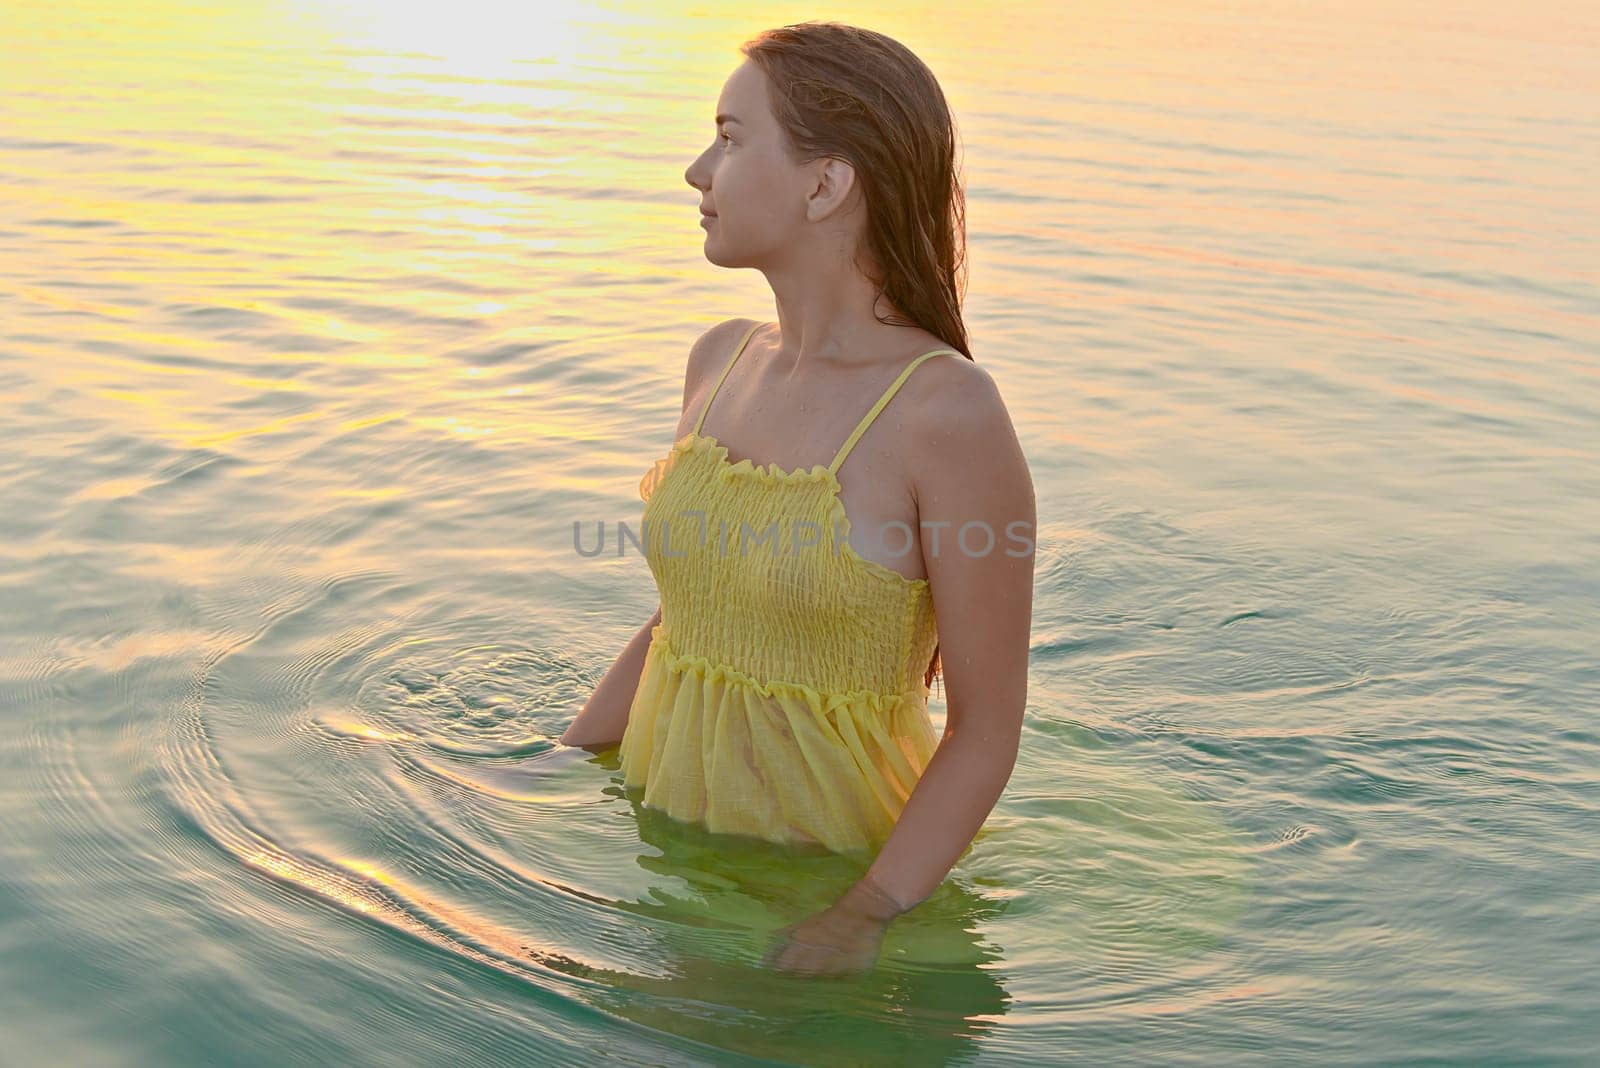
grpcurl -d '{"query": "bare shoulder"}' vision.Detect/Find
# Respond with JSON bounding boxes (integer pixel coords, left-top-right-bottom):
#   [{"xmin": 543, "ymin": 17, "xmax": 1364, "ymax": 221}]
[
  {"xmin": 901, "ymin": 353, "xmax": 1034, "ymax": 510},
  {"xmin": 901, "ymin": 352, "xmax": 1034, "ymax": 741},
  {"xmin": 681, "ymin": 317, "xmax": 763, "ymax": 407},
  {"xmin": 659, "ymin": 318, "xmax": 764, "ymax": 444}
]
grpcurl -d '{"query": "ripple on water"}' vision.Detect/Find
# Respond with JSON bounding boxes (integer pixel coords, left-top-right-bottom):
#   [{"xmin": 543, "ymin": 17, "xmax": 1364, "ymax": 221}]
[{"xmin": 335, "ymin": 641, "xmax": 592, "ymax": 757}]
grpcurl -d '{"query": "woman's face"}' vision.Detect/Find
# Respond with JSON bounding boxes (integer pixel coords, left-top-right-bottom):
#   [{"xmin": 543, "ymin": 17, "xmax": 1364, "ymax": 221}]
[{"xmin": 684, "ymin": 60, "xmax": 807, "ymax": 268}]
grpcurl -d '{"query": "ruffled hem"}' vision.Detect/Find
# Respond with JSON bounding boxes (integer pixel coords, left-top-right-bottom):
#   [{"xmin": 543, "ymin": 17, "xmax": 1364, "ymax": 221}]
[{"xmin": 617, "ymin": 626, "xmax": 938, "ymax": 855}]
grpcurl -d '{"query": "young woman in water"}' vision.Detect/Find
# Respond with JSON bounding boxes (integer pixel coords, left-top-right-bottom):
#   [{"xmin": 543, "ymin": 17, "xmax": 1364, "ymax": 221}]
[{"xmin": 561, "ymin": 21, "xmax": 1035, "ymax": 977}]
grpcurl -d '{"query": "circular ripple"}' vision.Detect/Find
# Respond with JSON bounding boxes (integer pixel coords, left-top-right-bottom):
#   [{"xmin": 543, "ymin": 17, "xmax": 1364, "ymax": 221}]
[{"xmin": 326, "ymin": 640, "xmax": 590, "ymax": 757}]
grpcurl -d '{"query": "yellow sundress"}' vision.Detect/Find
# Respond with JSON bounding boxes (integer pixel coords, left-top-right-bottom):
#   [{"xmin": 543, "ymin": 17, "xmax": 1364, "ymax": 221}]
[{"xmin": 619, "ymin": 321, "xmax": 966, "ymax": 854}]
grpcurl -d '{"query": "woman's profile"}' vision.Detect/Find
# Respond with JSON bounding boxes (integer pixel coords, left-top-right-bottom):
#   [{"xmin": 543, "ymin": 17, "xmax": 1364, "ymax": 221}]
[{"xmin": 560, "ymin": 20, "xmax": 1035, "ymax": 977}]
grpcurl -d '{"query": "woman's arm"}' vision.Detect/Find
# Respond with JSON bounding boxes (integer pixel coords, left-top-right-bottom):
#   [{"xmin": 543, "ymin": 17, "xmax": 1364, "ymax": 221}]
[
  {"xmin": 863, "ymin": 362, "xmax": 1035, "ymax": 907},
  {"xmin": 764, "ymin": 359, "xmax": 1034, "ymax": 975},
  {"xmin": 559, "ymin": 603, "xmax": 661, "ymax": 749}
]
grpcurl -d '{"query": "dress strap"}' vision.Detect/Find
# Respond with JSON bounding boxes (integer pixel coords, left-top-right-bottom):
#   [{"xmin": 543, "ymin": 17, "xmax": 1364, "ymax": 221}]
[
  {"xmin": 827, "ymin": 347, "xmax": 965, "ymax": 476},
  {"xmin": 692, "ymin": 320, "xmax": 766, "ymax": 436}
]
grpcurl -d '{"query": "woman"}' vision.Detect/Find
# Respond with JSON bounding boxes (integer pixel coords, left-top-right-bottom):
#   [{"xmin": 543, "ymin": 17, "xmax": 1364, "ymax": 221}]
[{"xmin": 561, "ymin": 21, "xmax": 1035, "ymax": 977}]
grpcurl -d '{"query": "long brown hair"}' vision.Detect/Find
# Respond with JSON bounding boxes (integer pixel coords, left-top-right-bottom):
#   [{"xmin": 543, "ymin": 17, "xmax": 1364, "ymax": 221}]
[{"xmin": 741, "ymin": 21, "xmax": 970, "ymax": 696}]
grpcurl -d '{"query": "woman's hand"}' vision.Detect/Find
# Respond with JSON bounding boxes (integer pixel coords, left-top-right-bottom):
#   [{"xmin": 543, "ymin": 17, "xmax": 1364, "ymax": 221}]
[{"xmin": 760, "ymin": 873, "xmax": 910, "ymax": 977}]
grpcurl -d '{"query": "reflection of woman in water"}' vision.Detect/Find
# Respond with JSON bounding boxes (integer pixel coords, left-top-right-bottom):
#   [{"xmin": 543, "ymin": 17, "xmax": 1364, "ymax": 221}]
[
  {"xmin": 596, "ymin": 784, "xmax": 1014, "ymax": 1062},
  {"xmin": 560, "ymin": 20, "xmax": 1035, "ymax": 977}
]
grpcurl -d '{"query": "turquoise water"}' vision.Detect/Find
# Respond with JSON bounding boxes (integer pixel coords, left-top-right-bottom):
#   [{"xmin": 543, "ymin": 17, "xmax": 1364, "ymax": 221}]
[{"xmin": 2, "ymin": 1, "xmax": 1597, "ymax": 1064}]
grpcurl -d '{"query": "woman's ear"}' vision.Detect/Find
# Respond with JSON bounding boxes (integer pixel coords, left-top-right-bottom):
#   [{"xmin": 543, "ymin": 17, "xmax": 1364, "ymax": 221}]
[{"xmin": 806, "ymin": 156, "xmax": 860, "ymax": 223}]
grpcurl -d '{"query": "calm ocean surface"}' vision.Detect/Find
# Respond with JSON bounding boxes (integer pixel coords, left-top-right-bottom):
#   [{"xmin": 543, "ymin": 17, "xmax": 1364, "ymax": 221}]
[{"xmin": 2, "ymin": 1, "xmax": 1597, "ymax": 1064}]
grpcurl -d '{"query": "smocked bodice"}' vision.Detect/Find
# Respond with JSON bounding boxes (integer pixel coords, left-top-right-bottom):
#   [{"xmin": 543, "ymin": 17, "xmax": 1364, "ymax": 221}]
[{"xmin": 638, "ymin": 430, "xmax": 939, "ymax": 700}]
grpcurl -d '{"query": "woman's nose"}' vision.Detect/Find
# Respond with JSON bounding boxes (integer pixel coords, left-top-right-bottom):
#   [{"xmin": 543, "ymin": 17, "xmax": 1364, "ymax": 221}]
[{"xmin": 685, "ymin": 156, "xmax": 706, "ymax": 191}]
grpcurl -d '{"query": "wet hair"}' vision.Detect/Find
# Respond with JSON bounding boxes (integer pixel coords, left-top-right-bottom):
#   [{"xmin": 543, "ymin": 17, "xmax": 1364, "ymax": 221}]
[{"xmin": 740, "ymin": 20, "xmax": 970, "ymax": 694}]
